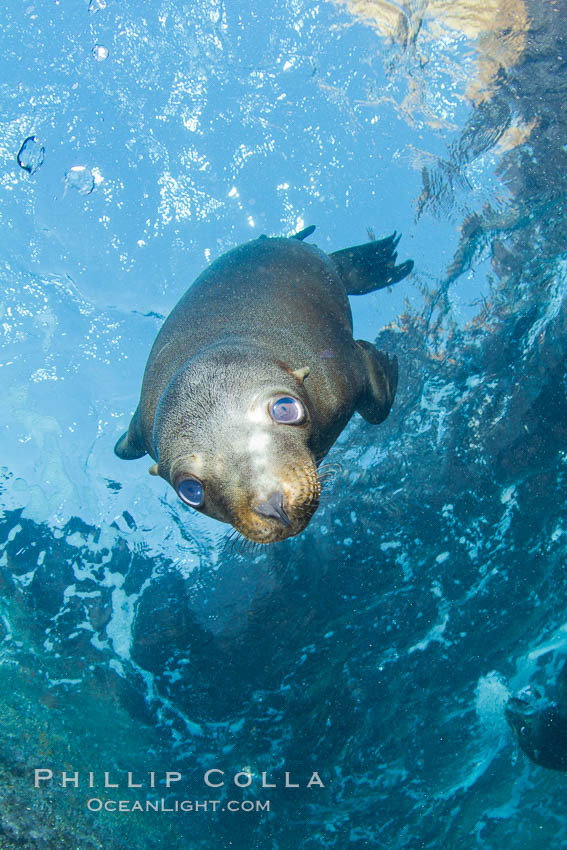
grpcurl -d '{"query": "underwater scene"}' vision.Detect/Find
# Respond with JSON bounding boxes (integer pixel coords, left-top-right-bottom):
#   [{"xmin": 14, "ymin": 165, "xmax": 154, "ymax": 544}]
[{"xmin": 2, "ymin": 0, "xmax": 567, "ymax": 847}]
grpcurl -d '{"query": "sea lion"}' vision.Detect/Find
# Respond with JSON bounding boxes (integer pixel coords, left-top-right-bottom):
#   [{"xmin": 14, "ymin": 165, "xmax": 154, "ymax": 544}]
[
  {"xmin": 115, "ymin": 226, "xmax": 413, "ymax": 543},
  {"xmin": 506, "ymin": 660, "xmax": 567, "ymax": 771}
]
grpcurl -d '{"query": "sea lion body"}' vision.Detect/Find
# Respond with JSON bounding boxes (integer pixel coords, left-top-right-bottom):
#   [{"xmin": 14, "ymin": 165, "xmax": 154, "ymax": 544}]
[
  {"xmin": 115, "ymin": 229, "xmax": 413, "ymax": 542},
  {"xmin": 506, "ymin": 689, "xmax": 567, "ymax": 771},
  {"xmin": 506, "ymin": 659, "xmax": 567, "ymax": 771}
]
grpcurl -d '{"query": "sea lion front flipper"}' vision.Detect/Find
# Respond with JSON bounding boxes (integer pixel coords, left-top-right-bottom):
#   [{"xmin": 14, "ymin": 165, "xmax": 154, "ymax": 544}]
[
  {"xmin": 355, "ymin": 340, "xmax": 398, "ymax": 424},
  {"xmin": 114, "ymin": 408, "xmax": 147, "ymax": 460},
  {"xmin": 330, "ymin": 233, "xmax": 414, "ymax": 295}
]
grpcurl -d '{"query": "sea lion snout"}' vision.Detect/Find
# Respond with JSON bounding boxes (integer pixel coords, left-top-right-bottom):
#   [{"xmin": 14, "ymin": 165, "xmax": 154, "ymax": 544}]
[
  {"xmin": 233, "ymin": 455, "xmax": 322, "ymax": 543},
  {"xmin": 166, "ymin": 440, "xmax": 321, "ymax": 543}
]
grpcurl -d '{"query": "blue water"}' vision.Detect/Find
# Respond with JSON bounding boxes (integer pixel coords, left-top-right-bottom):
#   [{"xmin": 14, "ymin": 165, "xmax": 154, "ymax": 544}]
[{"xmin": 2, "ymin": 0, "xmax": 567, "ymax": 847}]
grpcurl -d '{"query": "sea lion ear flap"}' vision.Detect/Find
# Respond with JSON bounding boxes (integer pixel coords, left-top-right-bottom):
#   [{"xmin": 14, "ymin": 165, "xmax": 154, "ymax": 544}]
[{"xmin": 291, "ymin": 366, "xmax": 310, "ymax": 384}]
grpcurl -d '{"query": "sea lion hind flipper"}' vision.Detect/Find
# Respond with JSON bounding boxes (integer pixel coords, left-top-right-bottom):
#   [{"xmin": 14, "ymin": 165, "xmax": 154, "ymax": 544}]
[
  {"xmin": 355, "ymin": 340, "xmax": 398, "ymax": 424},
  {"xmin": 114, "ymin": 409, "xmax": 147, "ymax": 460},
  {"xmin": 330, "ymin": 233, "xmax": 414, "ymax": 295}
]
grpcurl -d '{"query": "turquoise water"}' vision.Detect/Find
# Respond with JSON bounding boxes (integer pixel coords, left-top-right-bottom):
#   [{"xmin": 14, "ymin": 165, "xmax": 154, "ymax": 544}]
[{"xmin": 2, "ymin": 0, "xmax": 567, "ymax": 847}]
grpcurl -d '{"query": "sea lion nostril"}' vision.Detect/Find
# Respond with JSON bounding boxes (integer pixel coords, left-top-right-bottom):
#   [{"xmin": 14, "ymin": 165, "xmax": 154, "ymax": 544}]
[{"xmin": 255, "ymin": 492, "xmax": 291, "ymax": 527}]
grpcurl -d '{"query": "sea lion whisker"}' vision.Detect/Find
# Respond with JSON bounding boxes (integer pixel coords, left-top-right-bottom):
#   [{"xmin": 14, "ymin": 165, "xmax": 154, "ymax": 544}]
[
  {"xmin": 226, "ymin": 527, "xmax": 251, "ymax": 556},
  {"xmin": 318, "ymin": 483, "xmax": 335, "ymax": 493},
  {"xmin": 317, "ymin": 471, "xmax": 337, "ymax": 483},
  {"xmin": 237, "ymin": 533, "xmax": 261, "ymax": 555},
  {"xmin": 240, "ymin": 535, "xmax": 254, "ymax": 555},
  {"xmin": 228, "ymin": 531, "xmax": 240, "ymax": 556},
  {"xmin": 238, "ymin": 538, "xmax": 251, "ymax": 556},
  {"xmin": 317, "ymin": 462, "xmax": 342, "ymax": 476},
  {"xmin": 317, "ymin": 473, "xmax": 339, "ymax": 482},
  {"xmin": 294, "ymin": 500, "xmax": 322, "ymax": 515}
]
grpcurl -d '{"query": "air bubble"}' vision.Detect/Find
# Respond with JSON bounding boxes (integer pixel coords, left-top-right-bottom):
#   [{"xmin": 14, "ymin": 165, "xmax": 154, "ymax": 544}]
[
  {"xmin": 17, "ymin": 136, "xmax": 45, "ymax": 175},
  {"xmin": 88, "ymin": 0, "xmax": 106, "ymax": 12},
  {"xmin": 65, "ymin": 166, "xmax": 95, "ymax": 195},
  {"xmin": 92, "ymin": 44, "xmax": 109, "ymax": 61}
]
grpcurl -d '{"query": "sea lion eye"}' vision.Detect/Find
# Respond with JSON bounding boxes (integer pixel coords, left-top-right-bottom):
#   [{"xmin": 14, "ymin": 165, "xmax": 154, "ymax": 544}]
[
  {"xmin": 176, "ymin": 477, "xmax": 204, "ymax": 508},
  {"xmin": 269, "ymin": 395, "xmax": 305, "ymax": 424}
]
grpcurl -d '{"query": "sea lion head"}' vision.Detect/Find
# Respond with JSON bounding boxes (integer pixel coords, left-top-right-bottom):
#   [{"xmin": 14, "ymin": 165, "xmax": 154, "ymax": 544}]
[{"xmin": 152, "ymin": 346, "xmax": 322, "ymax": 543}]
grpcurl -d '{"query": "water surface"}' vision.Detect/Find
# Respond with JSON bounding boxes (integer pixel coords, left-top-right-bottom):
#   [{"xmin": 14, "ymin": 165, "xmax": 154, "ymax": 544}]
[{"xmin": 1, "ymin": 0, "xmax": 567, "ymax": 847}]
